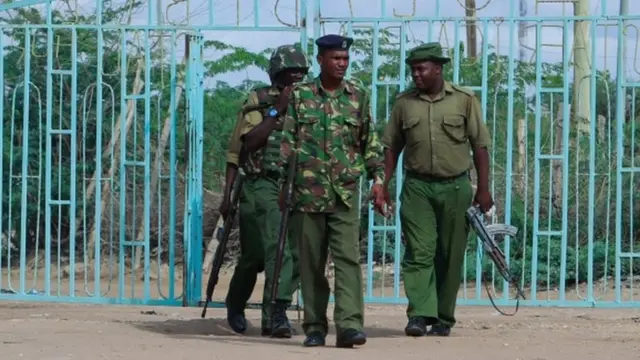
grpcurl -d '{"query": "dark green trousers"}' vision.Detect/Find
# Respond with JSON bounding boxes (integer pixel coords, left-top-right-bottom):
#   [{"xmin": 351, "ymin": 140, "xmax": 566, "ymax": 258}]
[
  {"xmin": 225, "ymin": 176, "xmax": 300, "ymax": 328},
  {"xmin": 226, "ymin": 178, "xmax": 262, "ymax": 313},
  {"xmin": 253, "ymin": 176, "xmax": 299, "ymax": 328},
  {"xmin": 289, "ymin": 195, "xmax": 363, "ymax": 335},
  {"xmin": 400, "ymin": 173, "xmax": 473, "ymax": 327}
]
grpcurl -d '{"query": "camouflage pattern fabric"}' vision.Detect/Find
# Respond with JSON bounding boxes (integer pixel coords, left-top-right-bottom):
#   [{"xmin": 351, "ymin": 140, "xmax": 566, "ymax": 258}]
[
  {"xmin": 268, "ymin": 44, "xmax": 310, "ymax": 79},
  {"xmin": 279, "ymin": 77, "xmax": 385, "ymax": 213},
  {"xmin": 241, "ymin": 45, "xmax": 310, "ymax": 175},
  {"xmin": 241, "ymin": 87, "xmax": 279, "ymax": 175}
]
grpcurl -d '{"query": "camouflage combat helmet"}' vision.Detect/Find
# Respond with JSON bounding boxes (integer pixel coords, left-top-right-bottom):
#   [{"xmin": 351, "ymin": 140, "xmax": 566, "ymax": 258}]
[{"xmin": 268, "ymin": 45, "xmax": 310, "ymax": 79}]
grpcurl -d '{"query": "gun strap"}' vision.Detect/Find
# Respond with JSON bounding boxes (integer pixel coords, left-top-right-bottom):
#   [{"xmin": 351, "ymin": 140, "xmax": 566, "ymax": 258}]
[{"xmin": 291, "ymin": 91, "xmax": 302, "ymax": 153}]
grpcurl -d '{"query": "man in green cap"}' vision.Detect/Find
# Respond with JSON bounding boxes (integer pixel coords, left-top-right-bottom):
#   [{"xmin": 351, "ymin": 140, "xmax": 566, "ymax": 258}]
[
  {"xmin": 380, "ymin": 42, "xmax": 494, "ymax": 337},
  {"xmin": 221, "ymin": 44, "xmax": 309, "ymax": 338},
  {"xmin": 278, "ymin": 34, "xmax": 387, "ymax": 348}
]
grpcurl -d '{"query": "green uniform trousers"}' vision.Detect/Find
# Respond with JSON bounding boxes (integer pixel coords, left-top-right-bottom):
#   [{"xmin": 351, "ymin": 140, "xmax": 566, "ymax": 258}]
[
  {"xmin": 225, "ymin": 176, "xmax": 299, "ymax": 328},
  {"xmin": 289, "ymin": 195, "xmax": 363, "ymax": 335},
  {"xmin": 400, "ymin": 173, "xmax": 473, "ymax": 327},
  {"xmin": 226, "ymin": 177, "xmax": 262, "ymax": 314},
  {"xmin": 253, "ymin": 175, "xmax": 299, "ymax": 328}
]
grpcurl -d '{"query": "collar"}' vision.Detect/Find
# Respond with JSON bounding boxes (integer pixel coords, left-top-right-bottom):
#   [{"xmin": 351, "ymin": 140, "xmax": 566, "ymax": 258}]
[
  {"xmin": 443, "ymin": 81, "xmax": 455, "ymax": 94},
  {"xmin": 417, "ymin": 81, "xmax": 454, "ymax": 102},
  {"xmin": 313, "ymin": 76, "xmax": 354, "ymax": 97}
]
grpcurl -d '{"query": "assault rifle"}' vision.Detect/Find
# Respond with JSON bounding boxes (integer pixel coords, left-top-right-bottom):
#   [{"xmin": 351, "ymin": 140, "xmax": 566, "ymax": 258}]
[
  {"xmin": 200, "ymin": 167, "xmax": 245, "ymax": 318},
  {"xmin": 466, "ymin": 206, "xmax": 525, "ymax": 316}
]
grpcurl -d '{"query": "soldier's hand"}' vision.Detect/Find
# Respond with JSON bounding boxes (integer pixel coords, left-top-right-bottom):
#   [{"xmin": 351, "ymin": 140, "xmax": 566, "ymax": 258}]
[
  {"xmin": 473, "ymin": 189, "xmax": 494, "ymax": 214},
  {"xmin": 369, "ymin": 184, "xmax": 389, "ymax": 218},
  {"xmin": 275, "ymin": 86, "xmax": 293, "ymax": 114},
  {"xmin": 219, "ymin": 196, "xmax": 231, "ymax": 220}
]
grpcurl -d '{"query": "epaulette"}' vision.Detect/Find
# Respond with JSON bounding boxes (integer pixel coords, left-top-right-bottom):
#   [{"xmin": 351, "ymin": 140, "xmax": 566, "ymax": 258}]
[
  {"xmin": 346, "ymin": 77, "xmax": 366, "ymax": 91},
  {"xmin": 239, "ymin": 88, "xmax": 274, "ymax": 115},
  {"xmin": 395, "ymin": 87, "xmax": 417, "ymax": 100},
  {"xmin": 252, "ymin": 86, "xmax": 277, "ymax": 106},
  {"xmin": 450, "ymin": 83, "xmax": 475, "ymax": 97},
  {"xmin": 250, "ymin": 84, "xmax": 271, "ymax": 93}
]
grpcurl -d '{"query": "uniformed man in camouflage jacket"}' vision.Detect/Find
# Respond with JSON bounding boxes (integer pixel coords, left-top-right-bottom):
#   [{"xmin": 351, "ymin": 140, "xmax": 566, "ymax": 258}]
[
  {"xmin": 221, "ymin": 44, "xmax": 309, "ymax": 338},
  {"xmin": 279, "ymin": 34, "xmax": 387, "ymax": 348},
  {"xmin": 381, "ymin": 42, "xmax": 494, "ymax": 337}
]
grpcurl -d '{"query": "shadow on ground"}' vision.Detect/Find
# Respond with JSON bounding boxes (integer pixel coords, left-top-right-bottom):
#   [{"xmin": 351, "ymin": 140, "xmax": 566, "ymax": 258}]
[{"xmin": 130, "ymin": 315, "xmax": 407, "ymax": 347}]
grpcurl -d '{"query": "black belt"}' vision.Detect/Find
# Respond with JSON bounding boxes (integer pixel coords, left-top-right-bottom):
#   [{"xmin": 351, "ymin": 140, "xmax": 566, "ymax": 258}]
[{"xmin": 406, "ymin": 171, "xmax": 468, "ymax": 183}]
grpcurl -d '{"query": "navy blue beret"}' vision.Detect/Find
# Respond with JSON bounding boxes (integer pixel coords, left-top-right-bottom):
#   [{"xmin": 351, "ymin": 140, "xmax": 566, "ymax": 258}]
[{"xmin": 315, "ymin": 34, "xmax": 354, "ymax": 50}]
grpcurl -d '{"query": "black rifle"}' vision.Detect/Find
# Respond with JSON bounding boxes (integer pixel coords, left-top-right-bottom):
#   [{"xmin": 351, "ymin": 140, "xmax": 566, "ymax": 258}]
[
  {"xmin": 200, "ymin": 167, "xmax": 245, "ymax": 318},
  {"xmin": 268, "ymin": 141, "xmax": 298, "ymax": 327},
  {"xmin": 466, "ymin": 206, "xmax": 525, "ymax": 316},
  {"xmin": 268, "ymin": 90, "xmax": 302, "ymax": 328}
]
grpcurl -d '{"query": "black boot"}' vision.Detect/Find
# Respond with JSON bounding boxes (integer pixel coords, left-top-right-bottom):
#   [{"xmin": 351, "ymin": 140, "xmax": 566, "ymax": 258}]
[
  {"xmin": 226, "ymin": 309, "xmax": 247, "ymax": 334},
  {"xmin": 336, "ymin": 328, "xmax": 367, "ymax": 348},
  {"xmin": 303, "ymin": 331, "xmax": 326, "ymax": 347},
  {"xmin": 404, "ymin": 317, "xmax": 427, "ymax": 337},
  {"xmin": 270, "ymin": 301, "xmax": 293, "ymax": 338},
  {"xmin": 427, "ymin": 324, "xmax": 451, "ymax": 337}
]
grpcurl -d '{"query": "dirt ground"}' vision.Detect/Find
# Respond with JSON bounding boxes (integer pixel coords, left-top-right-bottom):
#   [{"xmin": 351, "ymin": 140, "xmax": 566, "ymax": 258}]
[{"xmin": 2, "ymin": 272, "xmax": 640, "ymax": 360}]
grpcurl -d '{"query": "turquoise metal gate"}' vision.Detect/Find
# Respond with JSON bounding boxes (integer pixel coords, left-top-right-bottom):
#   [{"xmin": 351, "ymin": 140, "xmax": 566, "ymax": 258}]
[
  {"xmin": 184, "ymin": 33, "xmax": 205, "ymax": 306},
  {"xmin": 2, "ymin": 0, "xmax": 640, "ymax": 310}
]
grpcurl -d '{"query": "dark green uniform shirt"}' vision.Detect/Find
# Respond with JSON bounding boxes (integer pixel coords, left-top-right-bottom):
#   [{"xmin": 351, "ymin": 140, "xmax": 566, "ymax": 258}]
[{"xmin": 381, "ymin": 81, "xmax": 492, "ymax": 177}]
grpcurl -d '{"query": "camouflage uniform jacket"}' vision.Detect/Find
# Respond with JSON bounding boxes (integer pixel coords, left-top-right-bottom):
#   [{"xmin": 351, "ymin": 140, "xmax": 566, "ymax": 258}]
[{"xmin": 279, "ymin": 76, "xmax": 385, "ymax": 213}]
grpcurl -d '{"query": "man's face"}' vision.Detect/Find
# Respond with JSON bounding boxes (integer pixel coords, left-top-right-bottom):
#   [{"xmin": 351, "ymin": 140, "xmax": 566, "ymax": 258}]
[
  {"xmin": 317, "ymin": 49, "xmax": 349, "ymax": 80},
  {"xmin": 276, "ymin": 68, "xmax": 308, "ymax": 87},
  {"xmin": 410, "ymin": 60, "xmax": 442, "ymax": 91}
]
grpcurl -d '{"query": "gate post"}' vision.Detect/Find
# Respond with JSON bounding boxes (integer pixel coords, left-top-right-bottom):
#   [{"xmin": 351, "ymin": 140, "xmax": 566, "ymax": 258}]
[{"xmin": 183, "ymin": 32, "xmax": 205, "ymax": 306}]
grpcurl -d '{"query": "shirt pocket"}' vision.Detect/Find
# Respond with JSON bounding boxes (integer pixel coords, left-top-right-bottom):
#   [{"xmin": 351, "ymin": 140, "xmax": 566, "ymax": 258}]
[
  {"xmin": 441, "ymin": 115, "xmax": 468, "ymax": 144},
  {"xmin": 336, "ymin": 116, "xmax": 365, "ymax": 184},
  {"xmin": 344, "ymin": 116, "xmax": 362, "ymax": 149},
  {"xmin": 402, "ymin": 116, "xmax": 424, "ymax": 145},
  {"xmin": 296, "ymin": 114, "xmax": 321, "ymax": 142}
]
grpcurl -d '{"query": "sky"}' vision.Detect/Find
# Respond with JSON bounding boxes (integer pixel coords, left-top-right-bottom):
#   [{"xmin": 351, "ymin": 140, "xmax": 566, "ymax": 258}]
[{"xmin": 15, "ymin": 0, "xmax": 640, "ymax": 86}]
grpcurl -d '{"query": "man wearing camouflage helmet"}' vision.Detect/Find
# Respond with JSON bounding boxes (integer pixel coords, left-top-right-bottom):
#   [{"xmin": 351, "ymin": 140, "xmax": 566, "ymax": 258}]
[{"xmin": 221, "ymin": 44, "xmax": 309, "ymax": 338}]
